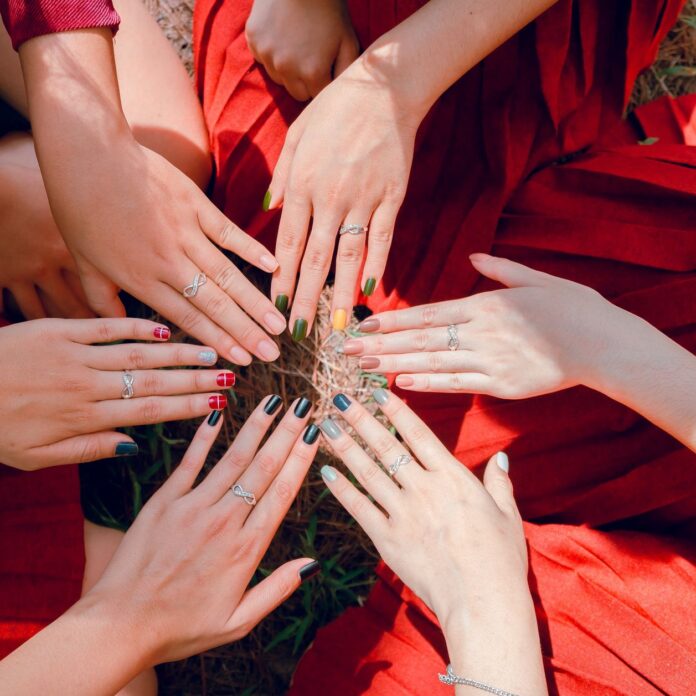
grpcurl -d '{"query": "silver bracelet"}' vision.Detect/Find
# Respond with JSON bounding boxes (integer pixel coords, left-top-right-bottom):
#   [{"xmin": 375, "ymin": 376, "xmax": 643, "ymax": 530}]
[{"xmin": 438, "ymin": 665, "xmax": 521, "ymax": 696}]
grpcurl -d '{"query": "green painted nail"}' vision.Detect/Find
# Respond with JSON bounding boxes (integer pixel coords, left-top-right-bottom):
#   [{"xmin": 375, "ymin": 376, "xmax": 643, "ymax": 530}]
[
  {"xmin": 262, "ymin": 190, "xmax": 272, "ymax": 212},
  {"xmin": 292, "ymin": 318, "xmax": 307, "ymax": 342},
  {"xmin": 363, "ymin": 277, "xmax": 376, "ymax": 296},
  {"xmin": 275, "ymin": 294, "xmax": 289, "ymax": 314}
]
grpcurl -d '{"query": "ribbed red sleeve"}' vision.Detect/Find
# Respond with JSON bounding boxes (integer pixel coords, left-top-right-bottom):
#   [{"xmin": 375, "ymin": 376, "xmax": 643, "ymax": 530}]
[{"xmin": 0, "ymin": 0, "xmax": 120, "ymax": 50}]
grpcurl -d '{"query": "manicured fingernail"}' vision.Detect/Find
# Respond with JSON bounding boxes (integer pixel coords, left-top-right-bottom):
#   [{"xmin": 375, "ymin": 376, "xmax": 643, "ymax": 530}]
[
  {"xmin": 153, "ymin": 326, "xmax": 170, "ymax": 340},
  {"xmin": 358, "ymin": 317, "xmax": 380, "ymax": 332},
  {"xmin": 115, "ymin": 442, "xmax": 138, "ymax": 457},
  {"xmin": 333, "ymin": 309, "xmax": 347, "ymax": 331},
  {"xmin": 262, "ymin": 190, "xmax": 272, "ymax": 211},
  {"xmin": 395, "ymin": 375, "xmax": 414, "ymax": 388},
  {"xmin": 342, "ymin": 339, "xmax": 362, "ymax": 355},
  {"xmin": 230, "ymin": 346, "xmax": 251, "ymax": 365},
  {"xmin": 373, "ymin": 388, "xmax": 389, "ymax": 405},
  {"xmin": 333, "ymin": 393, "xmax": 351, "ymax": 411},
  {"xmin": 294, "ymin": 397, "xmax": 312, "ymax": 418},
  {"xmin": 209, "ymin": 394, "xmax": 227, "ymax": 410},
  {"xmin": 292, "ymin": 318, "xmax": 308, "ymax": 342},
  {"xmin": 303, "ymin": 423, "xmax": 320, "ymax": 444},
  {"xmin": 299, "ymin": 560, "xmax": 321, "ymax": 582},
  {"xmin": 360, "ymin": 357, "xmax": 380, "ymax": 370},
  {"xmin": 264, "ymin": 394, "xmax": 283, "ymax": 415},
  {"xmin": 496, "ymin": 451, "xmax": 509, "ymax": 473},
  {"xmin": 217, "ymin": 372, "xmax": 236, "ymax": 388},
  {"xmin": 198, "ymin": 350, "xmax": 217, "ymax": 365},
  {"xmin": 264, "ymin": 311, "xmax": 286, "ymax": 335},
  {"xmin": 320, "ymin": 418, "xmax": 341, "ymax": 440},
  {"xmin": 207, "ymin": 410, "xmax": 222, "ymax": 426},
  {"xmin": 260, "ymin": 253, "xmax": 279, "ymax": 272},
  {"xmin": 275, "ymin": 294, "xmax": 289, "ymax": 314},
  {"xmin": 362, "ymin": 277, "xmax": 377, "ymax": 296},
  {"xmin": 257, "ymin": 339, "xmax": 280, "ymax": 361},
  {"xmin": 321, "ymin": 464, "xmax": 338, "ymax": 482}
]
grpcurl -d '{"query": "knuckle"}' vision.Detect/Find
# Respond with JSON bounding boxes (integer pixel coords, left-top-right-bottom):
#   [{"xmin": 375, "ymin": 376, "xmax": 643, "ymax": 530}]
[
  {"xmin": 421, "ymin": 305, "xmax": 439, "ymax": 327},
  {"xmin": 409, "ymin": 424, "xmax": 430, "ymax": 443},
  {"xmin": 304, "ymin": 248, "xmax": 330, "ymax": 274},
  {"xmin": 216, "ymin": 222, "xmax": 235, "ymax": 249},
  {"xmin": 97, "ymin": 321, "xmax": 115, "ymax": 343},
  {"xmin": 347, "ymin": 492, "xmax": 367, "ymax": 519},
  {"xmin": 371, "ymin": 436, "xmax": 394, "ymax": 460},
  {"xmin": 337, "ymin": 245, "xmax": 363, "ymax": 265},
  {"xmin": 126, "ymin": 348, "xmax": 146, "ymax": 370},
  {"xmin": 369, "ymin": 227, "xmax": 393, "ymax": 245},
  {"xmin": 273, "ymin": 477, "xmax": 293, "ymax": 502},
  {"xmin": 178, "ymin": 308, "xmax": 202, "ymax": 334},
  {"xmin": 205, "ymin": 294, "xmax": 228, "ymax": 319},
  {"xmin": 414, "ymin": 330, "xmax": 430, "ymax": 351},
  {"xmin": 255, "ymin": 453, "xmax": 278, "ymax": 475},
  {"xmin": 427, "ymin": 352, "xmax": 443, "ymax": 371},
  {"xmin": 277, "ymin": 231, "xmax": 302, "ymax": 255},
  {"xmin": 142, "ymin": 372, "xmax": 162, "ymax": 394},
  {"xmin": 213, "ymin": 263, "xmax": 237, "ymax": 292},
  {"xmin": 139, "ymin": 397, "xmax": 162, "ymax": 422},
  {"xmin": 448, "ymin": 374, "xmax": 466, "ymax": 390},
  {"xmin": 74, "ymin": 439, "xmax": 101, "ymax": 464},
  {"xmin": 358, "ymin": 462, "xmax": 378, "ymax": 484},
  {"xmin": 383, "ymin": 181, "xmax": 406, "ymax": 203}
]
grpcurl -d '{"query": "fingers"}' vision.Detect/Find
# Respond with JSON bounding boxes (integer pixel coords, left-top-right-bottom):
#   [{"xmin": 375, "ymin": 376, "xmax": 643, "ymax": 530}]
[
  {"xmin": 27, "ymin": 431, "xmax": 139, "ymax": 468},
  {"xmin": 482, "ymin": 451, "xmax": 518, "ymax": 517},
  {"xmin": 394, "ymin": 372, "xmax": 492, "ymax": 394},
  {"xmin": 10, "ymin": 282, "xmax": 46, "ymax": 319},
  {"xmin": 78, "ymin": 265, "xmax": 127, "ymax": 318},
  {"xmin": 360, "ymin": 201, "xmax": 401, "ymax": 298},
  {"xmin": 63, "ymin": 317, "xmax": 172, "ymax": 345},
  {"xmin": 470, "ymin": 253, "xmax": 551, "ymax": 288},
  {"xmin": 84, "ymin": 341, "xmax": 220, "ymax": 370},
  {"xmin": 359, "ymin": 298, "xmax": 472, "ymax": 334},
  {"xmin": 357, "ymin": 350, "xmax": 486, "ymax": 376},
  {"xmin": 267, "ymin": 113, "xmax": 307, "ymax": 210},
  {"xmin": 334, "ymin": 33, "xmax": 360, "ymax": 77},
  {"xmin": 284, "ymin": 76, "xmax": 312, "ymax": 102},
  {"xmin": 343, "ymin": 324, "xmax": 467, "ymax": 356}
]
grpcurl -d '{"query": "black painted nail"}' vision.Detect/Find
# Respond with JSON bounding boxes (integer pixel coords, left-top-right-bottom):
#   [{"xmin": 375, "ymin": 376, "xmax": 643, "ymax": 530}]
[
  {"xmin": 264, "ymin": 394, "xmax": 283, "ymax": 415},
  {"xmin": 294, "ymin": 397, "xmax": 312, "ymax": 418},
  {"xmin": 115, "ymin": 442, "xmax": 138, "ymax": 457},
  {"xmin": 275, "ymin": 294, "xmax": 289, "ymax": 314},
  {"xmin": 333, "ymin": 393, "xmax": 351, "ymax": 412},
  {"xmin": 207, "ymin": 410, "xmax": 222, "ymax": 426},
  {"xmin": 303, "ymin": 423, "xmax": 320, "ymax": 445},
  {"xmin": 299, "ymin": 560, "xmax": 321, "ymax": 583}
]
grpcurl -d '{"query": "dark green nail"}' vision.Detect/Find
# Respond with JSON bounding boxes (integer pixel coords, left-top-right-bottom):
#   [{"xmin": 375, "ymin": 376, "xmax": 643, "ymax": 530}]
[
  {"xmin": 294, "ymin": 397, "xmax": 312, "ymax": 418},
  {"xmin": 363, "ymin": 277, "xmax": 376, "ymax": 297},
  {"xmin": 303, "ymin": 423, "xmax": 320, "ymax": 444},
  {"xmin": 299, "ymin": 560, "xmax": 321, "ymax": 583},
  {"xmin": 292, "ymin": 318, "xmax": 308, "ymax": 342},
  {"xmin": 264, "ymin": 394, "xmax": 283, "ymax": 415},
  {"xmin": 262, "ymin": 190, "xmax": 272, "ymax": 212},
  {"xmin": 115, "ymin": 442, "xmax": 138, "ymax": 457},
  {"xmin": 275, "ymin": 294, "xmax": 289, "ymax": 314}
]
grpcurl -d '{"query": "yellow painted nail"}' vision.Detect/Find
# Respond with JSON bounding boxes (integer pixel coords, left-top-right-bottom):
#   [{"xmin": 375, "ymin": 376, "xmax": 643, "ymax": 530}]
[{"xmin": 333, "ymin": 309, "xmax": 347, "ymax": 331}]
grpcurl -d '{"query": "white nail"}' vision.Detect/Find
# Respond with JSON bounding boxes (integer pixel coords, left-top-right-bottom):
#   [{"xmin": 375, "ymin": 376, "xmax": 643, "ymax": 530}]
[{"xmin": 496, "ymin": 452, "xmax": 509, "ymax": 473}]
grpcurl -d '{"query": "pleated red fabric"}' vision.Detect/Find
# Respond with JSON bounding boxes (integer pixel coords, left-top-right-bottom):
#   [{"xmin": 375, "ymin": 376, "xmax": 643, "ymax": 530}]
[{"xmin": 193, "ymin": 0, "xmax": 696, "ymax": 692}]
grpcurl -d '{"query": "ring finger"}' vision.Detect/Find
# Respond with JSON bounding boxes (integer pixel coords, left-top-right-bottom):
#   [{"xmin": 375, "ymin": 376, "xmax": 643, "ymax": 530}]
[{"xmin": 343, "ymin": 323, "xmax": 470, "ymax": 356}]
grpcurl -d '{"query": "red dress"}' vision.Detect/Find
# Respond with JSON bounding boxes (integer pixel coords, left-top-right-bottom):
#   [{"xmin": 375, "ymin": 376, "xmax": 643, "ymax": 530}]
[{"xmin": 195, "ymin": 0, "xmax": 696, "ymax": 691}]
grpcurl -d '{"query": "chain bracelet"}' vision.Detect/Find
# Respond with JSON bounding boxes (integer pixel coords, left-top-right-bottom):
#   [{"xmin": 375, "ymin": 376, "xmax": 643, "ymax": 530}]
[{"xmin": 438, "ymin": 665, "xmax": 520, "ymax": 696}]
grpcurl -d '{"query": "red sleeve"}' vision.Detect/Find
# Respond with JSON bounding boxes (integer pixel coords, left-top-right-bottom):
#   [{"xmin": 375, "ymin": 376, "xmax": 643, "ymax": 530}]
[{"xmin": 0, "ymin": 0, "xmax": 120, "ymax": 50}]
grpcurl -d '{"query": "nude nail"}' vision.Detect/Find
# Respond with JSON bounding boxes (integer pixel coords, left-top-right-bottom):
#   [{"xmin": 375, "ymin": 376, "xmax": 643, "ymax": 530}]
[
  {"xmin": 264, "ymin": 311, "xmax": 286, "ymax": 335},
  {"xmin": 260, "ymin": 253, "xmax": 279, "ymax": 272},
  {"xmin": 342, "ymin": 340, "xmax": 363, "ymax": 355},
  {"xmin": 395, "ymin": 375, "xmax": 414, "ymax": 387},
  {"xmin": 229, "ymin": 346, "xmax": 251, "ymax": 365},
  {"xmin": 359, "ymin": 317, "xmax": 380, "ymax": 332},
  {"xmin": 359, "ymin": 357, "xmax": 380, "ymax": 370},
  {"xmin": 257, "ymin": 339, "xmax": 280, "ymax": 362}
]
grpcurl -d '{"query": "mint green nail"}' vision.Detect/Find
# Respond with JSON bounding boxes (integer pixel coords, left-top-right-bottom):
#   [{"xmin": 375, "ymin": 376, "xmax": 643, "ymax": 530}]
[
  {"xmin": 321, "ymin": 465, "xmax": 337, "ymax": 482},
  {"xmin": 373, "ymin": 388, "xmax": 389, "ymax": 405}
]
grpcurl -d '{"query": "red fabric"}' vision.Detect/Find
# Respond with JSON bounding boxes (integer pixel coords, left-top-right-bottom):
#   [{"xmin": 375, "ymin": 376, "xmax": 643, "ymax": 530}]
[
  {"xmin": 0, "ymin": 0, "xmax": 120, "ymax": 50},
  {"xmin": 0, "ymin": 317, "xmax": 85, "ymax": 658},
  {"xmin": 194, "ymin": 0, "xmax": 696, "ymax": 692}
]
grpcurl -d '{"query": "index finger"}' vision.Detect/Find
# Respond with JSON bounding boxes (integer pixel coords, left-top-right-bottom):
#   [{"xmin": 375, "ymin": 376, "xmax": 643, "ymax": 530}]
[{"xmin": 359, "ymin": 298, "xmax": 472, "ymax": 335}]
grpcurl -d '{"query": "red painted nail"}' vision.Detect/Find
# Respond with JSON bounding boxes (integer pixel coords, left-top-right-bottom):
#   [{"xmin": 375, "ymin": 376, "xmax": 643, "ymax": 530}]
[
  {"xmin": 153, "ymin": 326, "xmax": 170, "ymax": 340},
  {"xmin": 216, "ymin": 372, "xmax": 236, "ymax": 387},
  {"xmin": 209, "ymin": 394, "xmax": 227, "ymax": 410}
]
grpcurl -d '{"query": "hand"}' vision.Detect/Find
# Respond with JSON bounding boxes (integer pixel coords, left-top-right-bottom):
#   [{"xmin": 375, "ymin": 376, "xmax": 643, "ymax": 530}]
[
  {"xmin": 344, "ymin": 254, "xmax": 641, "ymax": 399},
  {"xmin": 246, "ymin": 0, "xmax": 360, "ymax": 101},
  {"xmin": 0, "ymin": 132, "xmax": 92, "ymax": 319},
  {"xmin": 83, "ymin": 395, "xmax": 318, "ymax": 665},
  {"xmin": 267, "ymin": 58, "xmax": 422, "ymax": 340},
  {"xmin": 0, "ymin": 317, "xmax": 235, "ymax": 470}
]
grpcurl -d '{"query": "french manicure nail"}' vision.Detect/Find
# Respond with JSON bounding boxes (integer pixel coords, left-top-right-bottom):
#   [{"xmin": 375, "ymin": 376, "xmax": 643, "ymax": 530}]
[
  {"xmin": 153, "ymin": 326, "xmax": 170, "ymax": 340},
  {"xmin": 359, "ymin": 357, "xmax": 380, "ymax": 370},
  {"xmin": 303, "ymin": 423, "xmax": 320, "ymax": 444},
  {"xmin": 217, "ymin": 372, "xmax": 236, "ymax": 388},
  {"xmin": 320, "ymin": 418, "xmax": 341, "ymax": 440},
  {"xmin": 342, "ymin": 339, "xmax": 362, "ymax": 355},
  {"xmin": 320, "ymin": 464, "xmax": 338, "ymax": 481},
  {"xmin": 229, "ymin": 346, "xmax": 251, "ymax": 365},
  {"xmin": 294, "ymin": 397, "xmax": 312, "ymax": 418},
  {"xmin": 115, "ymin": 442, "xmax": 138, "ymax": 457},
  {"xmin": 258, "ymin": 339, "xmax": 280, "ymax": 361},
  {"xmin": 333, "ymin": 309, "xmax": 347, "ymax": 331},
  {"xmin": 358, "ymin": 317, "xmax": 380, "ymax": 332},
  {"xmin": 373, "ymin": 388, "xmax": 389, "ymax": 405},
  {"xmin": 198, "ymin": 350, "xmax": 217, "ymax": 365},
  {"xmin": 264, "ymin": 394, "xmax": 283, "ymax": 415},
  {"xmin": 299, "ymin": 560, "xmax": 321, "ymax": 583},
  {"xmin": 395, "ymin": 375, "xmax": 415, "ymax": 388},
  {"xmin": 264, "ymin": 312, "xmax": 286, "ymax": 335},
  {"xmin": 333, "ymin": 393, "xmax": 351, "ymax": 412},
  {"xmin": 496, "ymin": 452, "xmax": 510, "ymax": 473},
  {"xmin": 260, "ymin": 253, "xmax": 278, "ymax": 272},
  {"xmin": 207, "ymin": 410, "xmax": 222, "ymax": 426},
  {"xmin": 209, "ymin": 394, "xmax": 227, "ymax": 410},
  {"xmin": 292, "ymin": 318, "xmax": 308, "ymax": 342},
  {"xmin": 275, "ymin": 294, "xmax": 289, "ymax": 314},
  {"xmin": 263, "ymin": 190, "xmax": 272, "ymax": 211},
  {"xmin": 362, "ymin": 277, "xmax": 377, "ymax": 297}
]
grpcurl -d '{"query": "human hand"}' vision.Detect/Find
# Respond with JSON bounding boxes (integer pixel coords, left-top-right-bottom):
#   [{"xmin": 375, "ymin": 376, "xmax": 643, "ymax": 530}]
[
  {"xmin": 0, "ymin": 133, "xmax": 91, "ymax": 319},
  {"xmin": 0, "ymin": 317, "xmax": 235, "ymax": 470},
  {"xmin": 246, "ymin": 0, "xmax": 360, "ymax": 101},
  {"xmin": 266, "ymin": 58, "xmax": 422, "ymax": 340},
  {"xmin": 82, "ymin": 395, "xmax": 319, "ymax": 665},
  {"xmin": 344, "ymin": 254, "xmax": 642, "ymax": 399}
]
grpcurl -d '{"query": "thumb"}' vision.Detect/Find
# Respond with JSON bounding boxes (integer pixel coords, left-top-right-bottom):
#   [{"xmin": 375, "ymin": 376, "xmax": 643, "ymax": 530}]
[
  {"xmin": 470, "ymin": 253, "xmax": 553, "ymax": 289},
  {"xmin": 482, "ymin": 452, "xmax": 518, "ymax": 516},
  {"xmin": 225, "ymin": 558, "xmax": 318, "ymax": 637},
  {"xmin": 334, "ymin": 33, "xmax": 360, "ymax": 77},
  {"xmin": 79, "ymin": 265, "xmax": 127, "ymax": 318},
  {"xmin": 29, "ymin": 433, "xmax": 139, "ymax": 468}
]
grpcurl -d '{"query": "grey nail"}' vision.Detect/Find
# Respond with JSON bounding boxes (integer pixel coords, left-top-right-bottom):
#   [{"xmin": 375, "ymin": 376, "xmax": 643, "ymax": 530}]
[
  {"xmin": 320, "ymin": 418, "xmax": 341, "ymax": 440},
  {"xmin": 496, "ymin": 452, "xmax": 509, "ymax": 473},
  {"xmin": 321, "ymin": 465, "xmax": 338, "ymax": 482},
  {"xmin": 198, "ymin": 350, "xmax": 217, "ymax": 364},
  {"xmin": 373, "ymin": 388, "xmax": 389, "ymax": 405}
]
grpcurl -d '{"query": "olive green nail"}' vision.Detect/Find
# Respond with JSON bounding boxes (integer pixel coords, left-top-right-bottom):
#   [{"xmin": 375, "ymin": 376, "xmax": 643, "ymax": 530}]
[
  {"xmin": 275, "ymin": 294, "xmax": 289, "ymax": 314},
  {"xmin": 262, "ymin": 190, "xmax": 272, "ymax": 212},
  {"xmin": 292, "ymin": 318, "xmax": 308, "ymax": 342},
  {"xmin": 363, "ymin": 277, "xmax": 376, "ymax": 297}
]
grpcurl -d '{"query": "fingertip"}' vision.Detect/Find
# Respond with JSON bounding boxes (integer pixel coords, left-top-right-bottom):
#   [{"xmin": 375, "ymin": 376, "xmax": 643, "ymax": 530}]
[
  {"xmin": 395, "ymin": 374, "xmax": 415, "ymax": 389},
  {"xmin": 495, "ymin": 451, "xmax": 509, "ymax": 473}
]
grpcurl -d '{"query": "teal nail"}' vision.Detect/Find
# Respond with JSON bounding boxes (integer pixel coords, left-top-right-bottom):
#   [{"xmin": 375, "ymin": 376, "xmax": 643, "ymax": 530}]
[
  {"xmin": 263, "ymin": 190, "xmax": 272, "ymax": 212},
  {"xmin": 115, "ymin": 442, "xmax": 138, "ymax": 457},
  {"xmin": 373, "ymin": 388, "xmax": 389, "ymax": 405},
  {"xmin": 320, "ymin": 418, "xmax": 341, "ymax": 440},
  {"xmin": 321, "ymin": 465, "xmax": 338, "ymax": 482}
]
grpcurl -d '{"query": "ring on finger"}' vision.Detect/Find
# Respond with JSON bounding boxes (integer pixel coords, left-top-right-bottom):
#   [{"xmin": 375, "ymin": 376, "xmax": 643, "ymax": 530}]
[
  {"xmin": 447, "ymin": 324, "xmax": 460, "ymax": 351},
  {"xmin": 232, "ymin": 483, "xmax": 257, "ymax": 506},
  {"xmin": 389, "ymin": 454, "xmax": 411, "ymax": 476},
  {"xmin": 339, "ymin": 224, "xmax": 368, "ymax": 236},
  {"xmin": 121, "ymin": 371, "xmax": 135, "ymax": 399},
  {"xmin": 183, "ymin": 272, "xmax": 207, "ymax": 298}
]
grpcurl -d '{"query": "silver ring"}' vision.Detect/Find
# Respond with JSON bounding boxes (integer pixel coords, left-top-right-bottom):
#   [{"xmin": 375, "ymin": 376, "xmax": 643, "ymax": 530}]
[
  {"xmin": 121, "ymin": 371, "xmax": 134, "ymax": 399},
  {"xmin": 183, "ymin": 273, "xmax": 207, "ymax": 298},
  {"xmin": 389, "ymin": 454, "xmax": 411, "ymax": 476},
  {"xmin": 339, "ymin": 224, "xmax": 368, "ymax": 236},
  {"xmin": 447, "ymin": 324, "xmax": 459, "ymax": 351},
  {"xmin": 232, "ymin": 483, "xmax": 257, "ymax": 506}
]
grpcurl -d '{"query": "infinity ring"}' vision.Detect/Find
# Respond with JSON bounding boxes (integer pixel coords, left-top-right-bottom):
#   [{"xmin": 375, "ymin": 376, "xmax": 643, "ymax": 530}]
[
  {"xmin": 447, "ymin": 325, "xmax": 460, "ymax": 351},
  {"xmin": 232, "ymin": 484, "xmax": 257, "ymax": 506},
  {"xmin": 339, "ymin": 224, "xmax": 368, "ymax": 236},
  {"xmin": 121, "ymin": 371, "xmax": 135, "ymax": 399},
  {"xmin": 389, "ymin": 454, "xmax": 411, "ymax": 476},
  {"xmin": 183, "ymin": 273, "xmax": 207, "ymax": 298}
]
